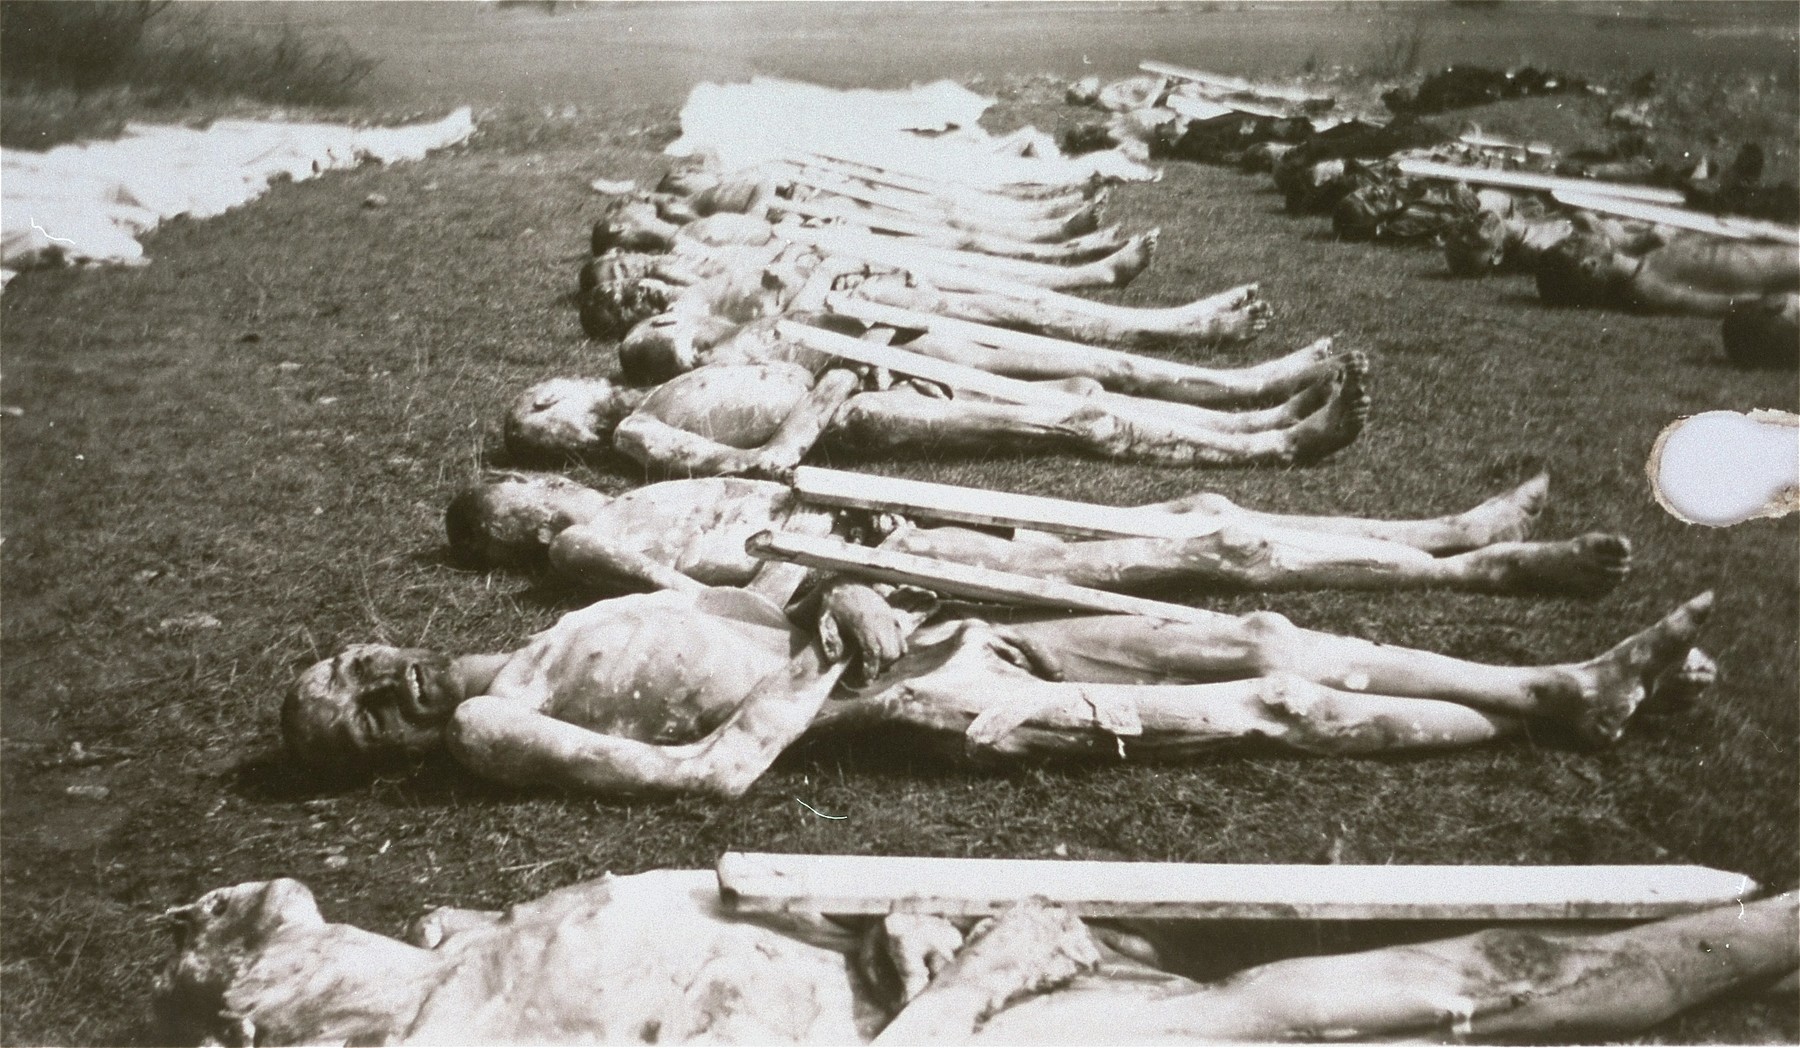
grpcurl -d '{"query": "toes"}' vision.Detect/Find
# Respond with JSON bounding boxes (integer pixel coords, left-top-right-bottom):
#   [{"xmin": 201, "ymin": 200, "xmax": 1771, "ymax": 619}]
[
  {"xmin": 1513, "ymin": 472, "xmax": 1550, "ymax": 516},
  {"xmin": 1580, "ymin": 533, "xmax": 1632, "ymax": 571}
]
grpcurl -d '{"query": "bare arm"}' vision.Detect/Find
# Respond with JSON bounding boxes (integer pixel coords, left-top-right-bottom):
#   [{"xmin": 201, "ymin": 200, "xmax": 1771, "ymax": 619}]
[
  {"xmin": 445, "ymin": 649, "xmax": 848, "ymax": 798},
  {"xmin": 1628, "ymin": 276, "xmax": 1752, "ymax": 317},
  {"xmin": 547, "ymin": 526, "xmax": 708, "ymax": 594},
  {"xmin": 612, "ymin": 368, "xmax": 862, "ymax": 478}
]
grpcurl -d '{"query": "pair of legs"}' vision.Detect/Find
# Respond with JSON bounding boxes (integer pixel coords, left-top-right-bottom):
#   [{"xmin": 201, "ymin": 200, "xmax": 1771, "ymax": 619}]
[
  {"xmin": 857, "ymin": 275, "xmax": 1274, "ymax": 348},
  {"xmin": 824, "ymin": 591, "xmax": 1712, "ymax": 753},
  {"xmin": 885, "ymin": 891, "xmax": 1798, "ymax": 1044},
  {"xmin": 779, "ymin": 221, "xmax": 1157, "ymax": 291},
  {"xmin": 827, "ymin": 352, "xmax": 1367, "ymax": 467},
  {"xmin": 881, "ymin": 480, "xmax": 1629, "ymax": 597}
]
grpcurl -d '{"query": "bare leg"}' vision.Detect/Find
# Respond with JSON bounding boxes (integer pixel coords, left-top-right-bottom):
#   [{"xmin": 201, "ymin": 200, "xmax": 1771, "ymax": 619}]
[
  {"xmin": 828, "ymin": 357, "xmax": 1365, "ymax": 467},
  {"xmin": 859, "ymin": 278, "xmax": 1273, "ymax": 347},
  {"xmin": 1039, "ymin": 372, "xmax": 1336, "ymax": 435},
  {"xmin": 1145, "ymin": 472, "xmax": 1549, "ymax": 553},
  {"xmin": 990, "ymin": 591, "xmax": 1712, "ymax": 743},
  {"xmin": 884, "ymin": 328, "xmax": 1323, "ymax": 407},
  {"xmin": 885, "ymin": 522, "xmax": 1628, "ymax": 597},
  {"xmin": 967, "ymin": 893, "xmax": 1799, "ymax": 1044}
]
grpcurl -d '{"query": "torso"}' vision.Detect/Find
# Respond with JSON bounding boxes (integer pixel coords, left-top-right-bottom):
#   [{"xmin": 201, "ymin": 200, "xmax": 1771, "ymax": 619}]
[
  {"xmin": 1642, "ymin": 234, "xmax": 1800, "ymax": 296},
  {"xmin": 404, "ymin": 871, "xmax": 875, "ymax": 1045},
  {"xmin": 581, "ymin": 478, "xmax": 829, "ymax": 585},
  {"xmin": 634, "ymin": 362, "xmax": 816, "ymax": 449},
  {"xmin": 487, "ymin": 589, "xmax": 806, "ymax": 744}
]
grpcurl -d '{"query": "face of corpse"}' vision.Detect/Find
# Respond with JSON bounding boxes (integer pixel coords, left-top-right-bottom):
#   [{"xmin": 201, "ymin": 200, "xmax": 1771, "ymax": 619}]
[
  {"xmin": 284, "ymin": 646, "xmax": 462, "ymax": 768},
  {"xmin": 503, "ymin": 377, "xmax": 640, "ymax": 460}
]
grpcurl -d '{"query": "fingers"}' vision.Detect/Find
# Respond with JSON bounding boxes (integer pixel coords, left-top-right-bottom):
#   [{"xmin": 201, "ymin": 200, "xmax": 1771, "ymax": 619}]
[
  {"xmin": 819, "ymin": 611, "xmax": 845, "ymax": 663},
  {"xmin": 994, "ymin": 630, "xmax": 1066, "ymax": 681}
]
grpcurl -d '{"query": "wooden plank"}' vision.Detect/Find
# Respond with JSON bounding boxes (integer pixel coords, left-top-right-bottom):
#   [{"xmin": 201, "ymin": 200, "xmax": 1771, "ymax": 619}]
[
  {"xmin": 1552, "ymin": 189, "xmax": 1800, "ymax": 245},
  {"xmin": 1457, "ymin": 131, "xmax": 1555, "ymax": 158},
  {"xmin": 1140, "ymin": 60, "xmax": 1329, "ymax": 107},
  {"xmin": 792, "ymin": 466, "xmax": 1222, "ymax": 541},
  {"xmin": 1164, "ymin": 93, "xmax": 1282, "ymax": 122},
  {"xmin": 745, "ymin": 530, "xmax": 1224, "ymax": 624},
  {"xmin": 1395, "ymin": 159, "xmax": 1688, "ymax": 205},
  {"xmin": 718, "ymin": 852, "xmax": 1761, "ymax": 921}
]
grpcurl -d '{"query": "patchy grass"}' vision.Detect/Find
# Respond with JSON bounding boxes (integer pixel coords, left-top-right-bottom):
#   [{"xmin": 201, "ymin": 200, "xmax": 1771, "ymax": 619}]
[
  {"xmin": 0, "ymin": 2, "xmax": 376, "ymax": 149},
  {"xmin": 2, "ymin": 5, "xmax": 1797, "ymax": 1045}
]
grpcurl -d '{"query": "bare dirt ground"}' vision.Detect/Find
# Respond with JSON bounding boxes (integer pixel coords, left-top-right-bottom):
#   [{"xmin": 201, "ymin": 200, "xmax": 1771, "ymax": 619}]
[{"xmin": 2, "ymin": 3, "xmax": 1796, "ymax": 1043}]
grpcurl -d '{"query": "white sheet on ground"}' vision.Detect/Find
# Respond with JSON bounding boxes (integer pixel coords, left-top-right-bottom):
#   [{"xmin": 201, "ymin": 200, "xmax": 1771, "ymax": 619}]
[
  {"xmin": 667, "ymin": 77, "xmax": 1158, "ymax": 188},
  {"xmin": 0, "ymin": 106, "xmax": 475, "ymax": 284}
]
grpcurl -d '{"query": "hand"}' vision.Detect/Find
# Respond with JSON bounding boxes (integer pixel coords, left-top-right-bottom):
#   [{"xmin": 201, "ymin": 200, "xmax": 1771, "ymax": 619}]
[
  {"xmin": 818, "ymin": 582, "xmax": 909, "ymax": 682},
  {"xmin": 901, "ymin": 376, "xmax": 953, "ymax": 400},
  {"xmin": 880, "ymin": 914, "xmax": 967, "ymax": 1004}
]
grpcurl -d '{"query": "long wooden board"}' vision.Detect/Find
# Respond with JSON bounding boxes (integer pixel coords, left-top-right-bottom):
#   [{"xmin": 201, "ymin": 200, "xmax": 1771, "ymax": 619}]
[
  {"xmin": 718, "ymin": 852, "xmax": 1760, "ymax": 921},
  {"xmin": 1394, "ymin": 159, "xmax": 1688, "ymax": 205},
  {"xmin": 1552, "ymin": 189, "xmax": 1800, "ymax": 245},
  {"xmin": 745, "ymin": 530, "xmax": 1224, "ymax": 624},
  {"xmin": 1164, "ymin": 92, "xmax": 1282, "ymax": 122},
  {"xmin": 1140, "ymin": 60, "xmax": 1331, "ymax": 107},
  {"xmin": 792, "ymin": 465, "xmax": 1221, "ymax": 541},
  {"xmin": 1457, "ymin": 130, "xmax": 1555, "ymax": 158}
]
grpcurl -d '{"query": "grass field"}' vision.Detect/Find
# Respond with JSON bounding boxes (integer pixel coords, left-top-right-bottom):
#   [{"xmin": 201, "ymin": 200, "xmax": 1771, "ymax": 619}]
[{"xmin": 2, "ymin": 3, "xmax": 1797, "ymax": 1044}]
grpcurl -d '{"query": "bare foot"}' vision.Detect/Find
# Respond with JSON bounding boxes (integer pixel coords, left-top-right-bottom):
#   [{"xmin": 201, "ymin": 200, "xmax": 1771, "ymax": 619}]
[
  {"xmin": 1105, "ymin": 230, "xmax": 1158, "ymax": 287},
  {"xmin": 1205, "ymin": 288, "xmax": 1275, "ymax": 344},
  {"xmin": 1567, "ymin": 592, "xmax": 1714, "ymax": 744},
  {"xmin": 1473, "ymin": 533, "xmax": 1631, "ymax": 596},
  {"xmin": 1275, "ymin": 371, "xmax": 1336, "ymax": 423},
  {"xmin": 1646, "ymin": 648, "xmax": 1718, "ymax": 712},
  {"xmin": 1440, "ymin": 472, "xmax": 1550, "ymax": 550},
  {"xmin": 1060, "ymin": 198, "xmax": 1104, "ymax": 236},
  {"xmin": 1286, "ymin": 352, "xmax": 1369, "ymax": 464}
]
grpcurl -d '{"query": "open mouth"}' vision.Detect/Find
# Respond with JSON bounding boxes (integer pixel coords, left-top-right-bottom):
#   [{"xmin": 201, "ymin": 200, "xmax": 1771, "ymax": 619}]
[{"xmin": 404, "ymin": 664, "xmax": 428, "ymax": 716}]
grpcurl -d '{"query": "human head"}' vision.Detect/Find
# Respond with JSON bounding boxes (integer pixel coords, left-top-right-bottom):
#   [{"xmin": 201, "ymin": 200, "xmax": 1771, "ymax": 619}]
[
  {"xmin": 503, "ymin": 377, "xmax": 642, "ymax": 461},
  {"xmin": 155, "ymin": 879, "xmax": 326, "ymax": 1040},
  {"xmin": 655, "ymin": 159, "xmax": 720, "ymax": 198},
  {"xmin": 588, "ymin": 196, "xmax": 678, "ymax": 256},
  {"xmin": 579, "ymin": 274, "xmax": 682, "ymax": 341},
  {"xmin": 445, "ymin": 472, "xmax": 614, "ymax": 567},
  {"xmin": 1535, "ymin": 225, "xmax": 1626, "ymax": 307},
  {"xmin": 618, "ymin": 313, "xmax": 739, "ymax": 384},
  {"xmin": 282, "ymin": 645, "xmax": 462, "ymax": 771},
  {"xmin": 1443, "ymin": 210, "xmax": 1510, "ymax": 277}
]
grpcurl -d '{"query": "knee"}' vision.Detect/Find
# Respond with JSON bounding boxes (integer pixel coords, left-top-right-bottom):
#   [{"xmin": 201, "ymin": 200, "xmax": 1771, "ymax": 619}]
[
  {"xmin": 1211, "ymin": 524, "xmax": 1276, "ymax": 571},
  {"xmin": 1238, "ymin": 610, "xmax": 1299, "ymax": 670},
  {"xmin": 1049, "ymin": 376, "xmax": 1106, "ymax": 396},
  {"xmin": 1182, "ymin": 491, "xmax": 1238, "ymax": 515}
]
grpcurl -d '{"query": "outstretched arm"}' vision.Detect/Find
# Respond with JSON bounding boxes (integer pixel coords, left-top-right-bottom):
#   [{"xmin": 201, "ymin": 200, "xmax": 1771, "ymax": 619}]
[
  {"xmin": 547, "ymin": 526, "xmax": 708, "ymax": 594},
  {"xmin": 1629, "ymin": 276, "xmax": 1755, "ymax": 317},
  {"xmin": 612, "ymin": 368, "xmax": 862, "ymax": 478},
  {"xmin": 446, "ymin": 649, "xmax": 848, "ymax": 798}
]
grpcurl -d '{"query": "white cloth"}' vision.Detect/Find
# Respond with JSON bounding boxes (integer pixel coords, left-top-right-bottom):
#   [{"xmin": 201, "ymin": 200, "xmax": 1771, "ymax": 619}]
[
  {"xmin": 668, "ymin": 77, "xmax": 1158, "ymax": 188},
  {"xmin": 0, "ymin": 107, "xmax": 475, "ymax": 283}
]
